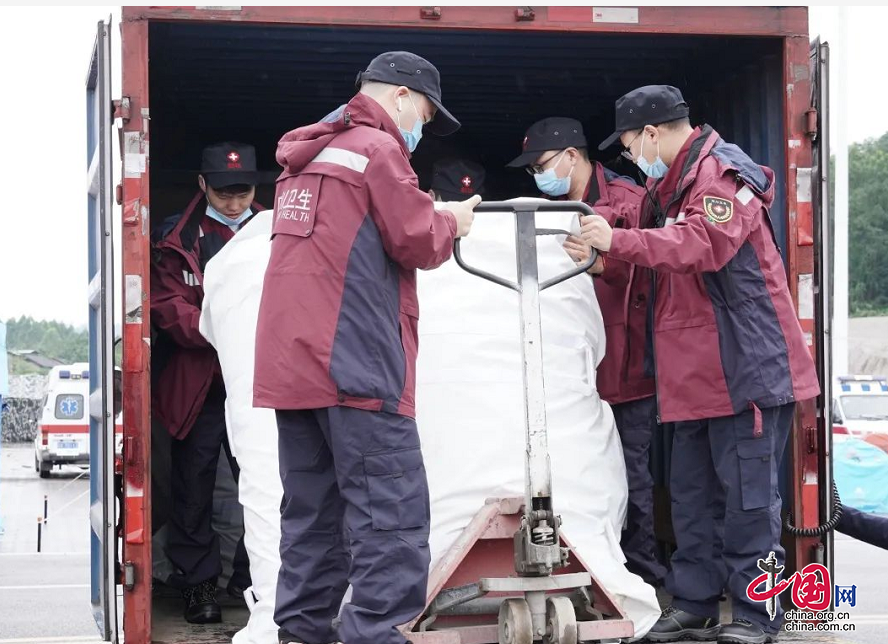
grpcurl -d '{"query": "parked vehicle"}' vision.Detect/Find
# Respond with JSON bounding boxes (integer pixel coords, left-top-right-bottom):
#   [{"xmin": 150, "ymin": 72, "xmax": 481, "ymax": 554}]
[
  {"xmin": 34, "ymin": 363, "xmax": 122, "ymax": 478},
  {"xmin": 832, "ymin": 375, "xmax": 888, "ymax": 439}
]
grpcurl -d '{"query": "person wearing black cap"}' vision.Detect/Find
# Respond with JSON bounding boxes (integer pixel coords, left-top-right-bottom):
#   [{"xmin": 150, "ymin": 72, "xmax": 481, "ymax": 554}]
[
  {"xmin": 507, "ymin": 117, "xmax": 668, "ymax": 591},
  {"xmin": 583, "ymin": 86, "xmax": 820, "ymax": 644},
  {"xmin": 253, "ymin": 51, "xmax": 478, "ymax": 644},
  {"xmin": 428, "ymin": 157, "xmax": 486, "ymax": 202},
  {"xmin": 151, "ymin": 142, "xmax": 262, "ymax": 624}
]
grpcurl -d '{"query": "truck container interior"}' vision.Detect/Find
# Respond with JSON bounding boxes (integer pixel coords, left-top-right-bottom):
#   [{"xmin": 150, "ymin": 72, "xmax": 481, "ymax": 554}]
[{"xmin": 146, "ymin": 20, "xmax": 790, "ymax": 640}]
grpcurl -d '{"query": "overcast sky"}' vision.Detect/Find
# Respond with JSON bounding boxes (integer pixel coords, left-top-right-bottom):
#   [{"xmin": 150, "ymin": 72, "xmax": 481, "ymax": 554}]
[{"xmin": 0, "ymin": 5, "xmax": 884, "ymax": 328}]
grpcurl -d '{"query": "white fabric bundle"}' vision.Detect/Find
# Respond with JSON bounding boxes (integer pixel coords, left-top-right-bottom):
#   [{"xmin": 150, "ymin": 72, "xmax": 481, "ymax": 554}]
[
  {"xmin": 418, "ymin": 200, "xmax": 659, "ymax": 637},
  {"xmin": 200, "ymin": 202, "xmax": 659, "ymax": 642}
]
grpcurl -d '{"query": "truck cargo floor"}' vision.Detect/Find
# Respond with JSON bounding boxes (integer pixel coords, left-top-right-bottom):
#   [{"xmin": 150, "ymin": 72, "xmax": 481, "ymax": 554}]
[{"xmin": 151, "ymin": 582, "xmax": 249, "ymax": 644}]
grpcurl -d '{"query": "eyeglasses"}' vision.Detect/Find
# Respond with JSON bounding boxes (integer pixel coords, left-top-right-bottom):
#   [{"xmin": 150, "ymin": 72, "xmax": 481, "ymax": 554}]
[
  {"xmin": 620, "ymin": 131, "xmax": 643, "ymax": 162},
  {"xmin": 525, "ymin": 150, "xmax": 566, "ymax": 176}
]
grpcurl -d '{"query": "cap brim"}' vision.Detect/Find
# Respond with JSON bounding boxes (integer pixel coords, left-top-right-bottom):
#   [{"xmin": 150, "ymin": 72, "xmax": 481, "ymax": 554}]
[
  {"xmin": 598, "ymin": 130, "xmax": 624, "ymax": 151},
  {"xmin": 506, "ymin": 150, "xmax": 544, "ymax": 168},
  {"xmin": 204, "ymin": 171, "xmax": 260, "ymax": 188},
  {"xmin": 434, "ymin": 189, "xmax": 473, "ymax": 202},
  {"xmin": 426, "ymin": 96, "xmax": 460, "ymax": 136}
]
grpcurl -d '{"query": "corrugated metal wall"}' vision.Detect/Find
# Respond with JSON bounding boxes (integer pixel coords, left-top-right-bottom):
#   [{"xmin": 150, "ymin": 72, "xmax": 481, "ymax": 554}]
[
  {"xmin": 694, "ymin": 52, "xmax": 787, "ymax": 253},
  {"xmin": 148, "ymin": 23, "xmax": 785, "ymax": 225}
]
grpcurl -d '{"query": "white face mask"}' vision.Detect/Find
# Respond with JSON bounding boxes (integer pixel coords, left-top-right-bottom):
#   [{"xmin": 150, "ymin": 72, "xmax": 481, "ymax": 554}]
[
  {"xmin": 636, "ymin": 136, "xmax": 669, "ymax": 179},
  {"xmin": 206, "ymin": 203, "xmax": 251, "ymax": 227},
  {"xmin": 533, "ymin": 150, "xmax": 574, "ymax": 196},
  {"xmin": 396, "ymin": 92, "xmax": 424, "ymax": 153}
]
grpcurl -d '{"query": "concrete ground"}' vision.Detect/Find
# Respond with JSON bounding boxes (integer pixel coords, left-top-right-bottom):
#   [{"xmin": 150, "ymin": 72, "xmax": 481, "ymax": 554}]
[{"xmin": 0, "ymin": 444, "xmax": 100, "ymax": 642}]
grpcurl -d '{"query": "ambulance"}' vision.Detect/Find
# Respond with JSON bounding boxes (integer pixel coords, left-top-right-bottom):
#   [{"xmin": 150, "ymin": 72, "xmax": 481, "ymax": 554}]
[
  {"xmin": 832, "ymin": 375, "xmax": 888, "ymax": 439},
  {"xmin": 34, "ymin": 362, "xmax": 122, "ymax": 478}
]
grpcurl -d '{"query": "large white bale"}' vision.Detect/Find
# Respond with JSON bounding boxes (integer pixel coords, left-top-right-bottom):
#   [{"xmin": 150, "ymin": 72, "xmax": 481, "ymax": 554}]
[
  {"xmin": 418, "ymin": 201, "xmax": 659, "ymax": 637},
  {"xmin": 201, "ymin": 202, "xmax": 659, "ymax": 642}
]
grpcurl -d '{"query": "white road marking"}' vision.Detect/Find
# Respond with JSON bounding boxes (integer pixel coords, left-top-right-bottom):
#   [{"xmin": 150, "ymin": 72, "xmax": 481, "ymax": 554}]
[
  {"xmin": 0, "ymin": 552, "xmax": 89, "ymax": 557},
  {"xmin": 0, "ymin": 583, "xmax": 89, "ymax": 591},
  {"xmin": 0, "ymin": 637, "xmax": 100, "ymax": 643}
]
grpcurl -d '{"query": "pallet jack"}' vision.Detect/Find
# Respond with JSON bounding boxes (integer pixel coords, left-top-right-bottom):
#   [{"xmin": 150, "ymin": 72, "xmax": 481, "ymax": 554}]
[{"xmin": 402, "ymin": 202, "xmax": 636, "ymax": 644}]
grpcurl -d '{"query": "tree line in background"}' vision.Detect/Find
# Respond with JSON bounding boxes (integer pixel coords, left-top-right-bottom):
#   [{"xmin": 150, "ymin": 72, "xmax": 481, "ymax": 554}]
[
  {"xmin": 5, "ymin": 316, "xmax": 88, "ymax": 374},
  {"xmin": 845, "ymin": 131, "xmax": 888, "ymax": 316}
]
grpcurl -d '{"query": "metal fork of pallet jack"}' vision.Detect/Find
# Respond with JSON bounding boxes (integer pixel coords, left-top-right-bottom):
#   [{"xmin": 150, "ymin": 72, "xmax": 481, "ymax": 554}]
[{"xmin": 453, "ymin": 201, "xmax": 599, "ymax": 644}]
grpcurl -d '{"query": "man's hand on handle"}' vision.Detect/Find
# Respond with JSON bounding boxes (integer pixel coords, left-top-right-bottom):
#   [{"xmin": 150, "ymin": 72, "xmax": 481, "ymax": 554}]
[
  {"xmin": 563, "ymin": 235, "xmax": 605, "ymax": 274},
  {"xmin": 579, "ymin": 214, "xmax": 614, "ymax": 253},
  {"xmin": 444, "ymin": 194, "xmax": 482, "ymax": 238}
]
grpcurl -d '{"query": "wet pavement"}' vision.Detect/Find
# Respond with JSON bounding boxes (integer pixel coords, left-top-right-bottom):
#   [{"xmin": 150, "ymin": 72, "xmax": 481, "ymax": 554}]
[{"xmin": 0, "ymin": 444, "xmax": 99, "ymax": 642}]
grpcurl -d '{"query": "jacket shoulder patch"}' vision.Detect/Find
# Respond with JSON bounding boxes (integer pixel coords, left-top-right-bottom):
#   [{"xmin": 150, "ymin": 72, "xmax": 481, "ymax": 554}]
[
  {"xmin": 703, "ymin": 195, "xmax": 733, "ymax": 223},
  {"xmin": 735, "ymin": 184, "xmax": 755, "ymax": 206}
]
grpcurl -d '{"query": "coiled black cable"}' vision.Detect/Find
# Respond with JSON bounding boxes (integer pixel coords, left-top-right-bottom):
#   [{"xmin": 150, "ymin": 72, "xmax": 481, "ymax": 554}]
[{"xmin": 784, "ymin": 480, "xmax": 843, "ymax": 537}]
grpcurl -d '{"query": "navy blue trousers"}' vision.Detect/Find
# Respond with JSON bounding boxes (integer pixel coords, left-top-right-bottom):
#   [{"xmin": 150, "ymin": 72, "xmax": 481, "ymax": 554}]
[
  {"xmin": 612, "ymin": 396, "xmax": 668, "ymax": 587},
  {"xmin": 666, "ymin": 402, "xmax": 794, "ymax": 634},
  {"xmin": 275, "ymin": 406, "xmax": 430, "ymax": 644},
  {"xmin": 166, "ymin": 388, "xmax": 250, "ymax": 589}
]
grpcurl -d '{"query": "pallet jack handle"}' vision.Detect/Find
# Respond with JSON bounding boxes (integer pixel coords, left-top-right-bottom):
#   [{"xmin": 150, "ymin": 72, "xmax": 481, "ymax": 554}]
[
  {"xmin": 453, "ymin": 201, "xmax": 599, "ymax": 292},
  {"xmin": 451, "ymin": 200, "xmax": 600, "ymax": 577}
]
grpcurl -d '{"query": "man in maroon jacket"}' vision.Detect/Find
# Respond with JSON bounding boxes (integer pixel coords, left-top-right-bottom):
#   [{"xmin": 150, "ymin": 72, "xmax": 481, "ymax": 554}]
[
  {"xmin": 586, "ymin": 86, "xmax": 820, "ymax": 644},
  {"xmin": 507, "ymin": 117, "xmax": 668, "ymax": 588},
  {"xmin": 151, "ymin": 142, "xmax": 261, "ymax": 624},
  {"xmin": 253, "ymin": 52, "xmax": 478, "ymax": 644}
]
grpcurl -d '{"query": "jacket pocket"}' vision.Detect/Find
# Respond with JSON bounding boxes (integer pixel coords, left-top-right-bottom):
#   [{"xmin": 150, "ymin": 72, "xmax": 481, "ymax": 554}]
[
  {"xmin": 363, "ymin": 447, "xmax": 429, "ymax": 531},
  {"xmin": 398, "ymin": 306, "xmax": 419, "ymax": 407},
  {"xmin": 736, "ymin": 438, "xmax": 772, "ymax": 511},
  {"xmin": 653, "ymin": 322, "xmax": 728, "ymax": 420}
]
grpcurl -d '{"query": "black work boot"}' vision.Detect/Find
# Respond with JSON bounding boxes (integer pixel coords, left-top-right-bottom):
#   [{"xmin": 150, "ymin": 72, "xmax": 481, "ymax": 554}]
[
  {"xmin": 718, "ymin": 619, "xmax": 779, "ymax": 644},
  {"xmin": 183, "ymin": 580, "xmax": 222, "ymax": 624},
  {"xmin": 646, "ymin": 606, "xmax": 721, "ymax": 642}
]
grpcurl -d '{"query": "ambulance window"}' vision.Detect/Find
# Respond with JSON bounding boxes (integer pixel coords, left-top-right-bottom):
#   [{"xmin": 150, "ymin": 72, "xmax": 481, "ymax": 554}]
[
  {"xmin": 55, "ymin": 394, "xmax": 85, "ymax": 420},
  {"xmin": 840, "ymin": 395, "xmax": 888, "ymax": 420}
]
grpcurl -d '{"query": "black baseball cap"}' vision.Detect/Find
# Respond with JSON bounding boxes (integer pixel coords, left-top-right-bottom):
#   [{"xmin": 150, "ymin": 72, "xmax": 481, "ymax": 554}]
[
  {"xmin": 356, "ymin": 51, "xmax": 460, "ymax": 136},
  {"xmin": 431, "ymin": 158, "xmax": 486, "ymax": 202},
  {"xmin": 598, "ymin": 85, "xmax": 690, "ymax": 151},
  {"xmin": 507, "ymin": 117, "xmax": 588, "ymax": 168},
  {"xmin": 200, "ymin": 142, "xmax": 259, "ymax": 188}
]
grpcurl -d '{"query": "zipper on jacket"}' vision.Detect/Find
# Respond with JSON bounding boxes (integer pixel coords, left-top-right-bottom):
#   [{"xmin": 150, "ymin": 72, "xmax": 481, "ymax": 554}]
[
  {"xmin": 650, "ymin": 270, "xmax": 663, "ymax": 425},
  {"xmin": 621, "ymin": 265, "xmax": 638, "ymax": 386}
]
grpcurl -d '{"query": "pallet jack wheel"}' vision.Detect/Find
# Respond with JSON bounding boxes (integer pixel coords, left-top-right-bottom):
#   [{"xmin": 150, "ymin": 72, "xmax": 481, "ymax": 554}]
[
  {"xmin": 544, "ymin": 596, "xmax": 578, "ymax": 644},
  {"xmin": 498, "ymin": 598, "xmax": 533, "ymax": 644}
]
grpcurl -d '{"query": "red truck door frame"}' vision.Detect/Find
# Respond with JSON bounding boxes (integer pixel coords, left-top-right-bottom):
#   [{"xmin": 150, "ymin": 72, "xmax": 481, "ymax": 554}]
[{"xmin": 88, "ymin": 8, "xmax": 833, "ymax": 643}]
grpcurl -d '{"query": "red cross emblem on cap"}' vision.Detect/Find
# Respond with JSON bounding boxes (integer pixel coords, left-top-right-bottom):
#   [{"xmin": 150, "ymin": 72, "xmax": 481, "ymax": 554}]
[
  {"xmin": 461, "ymin": 176, "xmax": 473, "ymax": 188},
  {"xmin": 228, "ymin": 151, "xmax": 240, "ymax": 163}
]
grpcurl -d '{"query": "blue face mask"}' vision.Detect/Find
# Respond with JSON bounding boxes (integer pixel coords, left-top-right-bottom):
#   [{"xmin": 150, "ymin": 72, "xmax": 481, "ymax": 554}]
[
  {"xmin": 533, "ymin": 150, "xmax": 573, "ymax": 196},
  {"xmin": 206, "ymin": 203, "xmax": 252, "ymax": 227},
  {"xmin": 397, "ymin": 93, "xmax": 424, "ymax": 153},
  {"xmin": 636, "ymin": 137, "xmax": 669, "ymax": 179}
]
